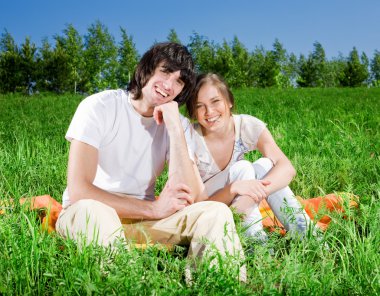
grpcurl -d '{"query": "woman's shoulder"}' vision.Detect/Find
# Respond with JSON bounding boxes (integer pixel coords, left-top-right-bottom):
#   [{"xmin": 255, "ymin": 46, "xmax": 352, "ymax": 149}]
[
  {"xmin": 233, "ymin": 114, "xmax": 266, "ymax": 149},
  {"xmin": 233, "ymin": 113, "xmax": 265, "ymax": 124}
]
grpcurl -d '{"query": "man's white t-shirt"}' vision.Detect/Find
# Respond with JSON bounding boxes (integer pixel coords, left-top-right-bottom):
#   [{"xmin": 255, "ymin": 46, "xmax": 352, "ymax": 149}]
[{"xmin": 62, "ymin": 89, "xmax": 194, "ymax": 207}]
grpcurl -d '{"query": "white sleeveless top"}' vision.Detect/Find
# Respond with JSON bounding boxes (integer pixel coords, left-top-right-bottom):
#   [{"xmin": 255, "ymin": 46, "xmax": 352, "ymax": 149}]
[{"xmin": 192, "ymin": 114, "xmax": 266, "ymax": 184}]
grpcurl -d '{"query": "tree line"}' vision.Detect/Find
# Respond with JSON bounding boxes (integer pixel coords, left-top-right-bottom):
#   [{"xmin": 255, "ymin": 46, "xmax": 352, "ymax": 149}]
[{"xmin": 1, "ymin": 21, "xmax": 379, "ymax": 95}]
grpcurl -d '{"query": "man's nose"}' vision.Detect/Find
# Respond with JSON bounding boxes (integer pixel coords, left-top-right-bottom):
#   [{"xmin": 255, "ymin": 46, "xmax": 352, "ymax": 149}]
[{"xmin": 163, "ymin": 76, "xmax": 174, "ymax": 90}]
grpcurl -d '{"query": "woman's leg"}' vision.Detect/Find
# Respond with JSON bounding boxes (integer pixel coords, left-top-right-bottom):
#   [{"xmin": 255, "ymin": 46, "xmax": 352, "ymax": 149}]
[
  {"xmin": 252, "ymin": 158, "xmax": 312, "ymax": 238},
  {"xmin": 228, "ymin": 160, "xmax": 267, "ymax": 241}
]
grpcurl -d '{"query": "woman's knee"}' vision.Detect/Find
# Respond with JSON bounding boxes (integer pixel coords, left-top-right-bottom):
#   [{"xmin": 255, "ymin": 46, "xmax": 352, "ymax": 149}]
[
  {"xmin": 229, "ymin": 160, "xmax": 256, "ymax": 182},
  {"xmin": 252, "ymin": 157, "xmax": 273, "ymax": 179}
]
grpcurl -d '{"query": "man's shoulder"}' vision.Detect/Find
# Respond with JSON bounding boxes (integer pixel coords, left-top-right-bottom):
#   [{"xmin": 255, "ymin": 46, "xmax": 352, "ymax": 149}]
[
  {"xmin": 77, "ymin": 89, "xmax": 128, "ymax": 117},
  {"xmin": 82, "ymin": 89, "xmax": 127, "ymax": 106}
]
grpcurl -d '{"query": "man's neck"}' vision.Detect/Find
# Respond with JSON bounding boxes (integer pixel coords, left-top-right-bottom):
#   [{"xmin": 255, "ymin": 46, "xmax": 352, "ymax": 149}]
[{"xmin": 130, "ymin": 97, "xmax": 154, "ymax": 117}]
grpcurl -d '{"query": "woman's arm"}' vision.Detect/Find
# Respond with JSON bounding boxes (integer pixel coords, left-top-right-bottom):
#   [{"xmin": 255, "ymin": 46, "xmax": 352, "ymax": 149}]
[
  {"xmin": 256, "ymin": 128, "xmax": 296, "ymax": 195},
  {"xmin": 204, "ymin": 179, "xmax": 271, "ymax": 205},
  {"xmin": 206, "ymin": 128, "xmax": 295, "ymax": 205}
]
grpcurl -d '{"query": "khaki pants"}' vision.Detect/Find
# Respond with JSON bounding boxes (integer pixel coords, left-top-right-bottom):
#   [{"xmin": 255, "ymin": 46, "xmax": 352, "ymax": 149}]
[{"xmin": 56, "ymin": 199, "xmax": 245, "ymax": 274}]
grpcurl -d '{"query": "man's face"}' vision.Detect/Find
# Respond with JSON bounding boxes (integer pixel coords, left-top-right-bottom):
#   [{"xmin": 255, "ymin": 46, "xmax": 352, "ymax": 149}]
[{"xmin": 141, "ymin": 63, "xmax": 185, "ymax": 107}]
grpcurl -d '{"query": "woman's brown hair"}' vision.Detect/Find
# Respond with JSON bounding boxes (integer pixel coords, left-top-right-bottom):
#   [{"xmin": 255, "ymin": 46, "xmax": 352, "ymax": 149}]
[{"xmin": 186, "ymin": 73, "xmax": 235, "ymax": 119}]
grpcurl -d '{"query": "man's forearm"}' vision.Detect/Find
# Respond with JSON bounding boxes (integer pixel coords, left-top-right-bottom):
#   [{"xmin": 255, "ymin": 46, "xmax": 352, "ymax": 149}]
[
  {"xmin": 167, "ymin": 127, "xmax": 202, "ymax": 200},
  {"xmin": 69, "ymin": 183, "xmax": 157, "ymax": 219}
]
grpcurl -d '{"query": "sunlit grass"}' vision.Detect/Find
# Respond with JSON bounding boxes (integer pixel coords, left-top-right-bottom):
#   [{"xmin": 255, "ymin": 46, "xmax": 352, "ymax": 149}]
[{"xmin": 0, "ymin": 88, "xmax": 379, "ymax": 294}]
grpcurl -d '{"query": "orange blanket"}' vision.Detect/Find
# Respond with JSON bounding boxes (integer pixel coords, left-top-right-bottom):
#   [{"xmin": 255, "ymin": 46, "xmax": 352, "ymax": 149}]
[
  {"xmin": 0, "ymin": 195, "xmax": 62, "ymax": 233},
  {"xmin": 259, "ymin": 193, "xmax": 358, "ymax": 235},
  {"xmin": 0, "ymin": 193, "xmax": 358, "ymax": 234}
]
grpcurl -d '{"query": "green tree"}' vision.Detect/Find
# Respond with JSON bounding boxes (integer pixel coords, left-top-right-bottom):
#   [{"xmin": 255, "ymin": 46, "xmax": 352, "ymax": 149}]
[
  {"xmin": 370, "ymin": 50, "xmax": 380, "ymax": 86},
  {"xmin": 312, "ymin": 42, "xmax": 327, "ymax": 86},
  {"xmin": 167, "ymin": 29, "xmax": 181, "ymax": 44},
  {"xmin": 297, "ymin": 54, "xmax": 314, "ymax": 87},
  {"xmin": 36, "ymin": 38, "xmax": 53, "ymax": 91},
  {"xmin": 324, "ymin": 54, "xmax": 346, "ymax": 87},
  {"xmin": 283, "ymin": 53, "xmax": 299, "ymax": 87},
  {"xmin": 38, "ymin": 38, "xmax": 71, "ymax": 93},
  {"xmin": 188, "ymin": 32, "xmax": 216, "ymax": 73},
  {"xmin": 83, "ymin": 20, "xmax": 118, "ymax": 93},
  {"xmin": 60, "ymin": 24, "xmax": 84, "ymax": 93},
  {"xmin": 250, "ymin": 46, "xmax": 279, "ymax": 88},
  {"xmin": 361, "ymin": 52, "xmax": 370, "ymax": 85},
  {"xmin": 229, "ymin": 36, "xmax": 251, "ymax": 87},
  {"xmin": 271, "ymin": 39, "xmax": 292, "ymax": 88},
  {"xmin": 0, "ymin": 30, "xmax": 22, "ymax": 93},
  {"xmin": 117, "ymin": 27, "xmax": 139, "ymax": 88},
  {"xmin": 19, "ymin": 37, "xmax": 38, "ymax": 93},
  {"xmin": 213, "ymin": 40, "xmax": 235, "ymax": 85},
  {"xmin": 340, "ymin": 47, "xmax": 369, "ymax": 87},
  {"xmin": 297, "ymin": 42, "xmax": 327, "ymax": 87}
]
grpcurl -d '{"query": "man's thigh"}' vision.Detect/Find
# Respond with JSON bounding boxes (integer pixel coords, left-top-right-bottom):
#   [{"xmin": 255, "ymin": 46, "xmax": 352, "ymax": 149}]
[{"xmin": 121, "ymin": 201, "xmax": 221, "ymax": 245}]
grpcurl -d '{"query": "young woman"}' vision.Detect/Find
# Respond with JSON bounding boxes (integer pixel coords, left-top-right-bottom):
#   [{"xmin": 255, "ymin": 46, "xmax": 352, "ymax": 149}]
[{"xmin": 188, "ymin": 73, "xmax": 312, "ymax": 241}]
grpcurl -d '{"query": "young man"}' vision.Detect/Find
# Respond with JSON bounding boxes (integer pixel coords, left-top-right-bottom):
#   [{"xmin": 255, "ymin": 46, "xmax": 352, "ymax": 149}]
[{"xmin": 56, "ymin": 43, "xmax": 244, "ymax": 276}]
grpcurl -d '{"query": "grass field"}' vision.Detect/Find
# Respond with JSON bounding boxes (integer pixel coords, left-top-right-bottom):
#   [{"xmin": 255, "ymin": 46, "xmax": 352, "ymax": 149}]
[{"xmin": 0, "ymin": 88, "xmax": 379, "ymax": 295}]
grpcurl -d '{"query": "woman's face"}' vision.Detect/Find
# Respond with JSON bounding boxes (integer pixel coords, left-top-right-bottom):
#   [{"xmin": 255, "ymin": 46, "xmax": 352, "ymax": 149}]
[{"xmin": 195, "ymin": 83, "xmax": 232, "ymax": 133}]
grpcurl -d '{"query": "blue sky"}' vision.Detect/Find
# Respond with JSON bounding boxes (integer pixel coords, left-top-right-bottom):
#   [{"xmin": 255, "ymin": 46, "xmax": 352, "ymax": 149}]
[{"xmin": 1, "ymin": 0, "xmax": 379, "ymax": 59}]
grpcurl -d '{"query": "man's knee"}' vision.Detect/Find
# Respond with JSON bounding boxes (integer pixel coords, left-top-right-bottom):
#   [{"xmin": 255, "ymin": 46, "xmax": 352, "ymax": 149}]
[
  {"xmin": 197, "ymin": 201, "xmax": 235, "ymax": 225},
  {"xmin": 229, "ymin": 160, "xmax": 256, "ymax": 182},
  {"xmin": 57, "ymin": 199, "xmax": 123, "ymax": 246}
]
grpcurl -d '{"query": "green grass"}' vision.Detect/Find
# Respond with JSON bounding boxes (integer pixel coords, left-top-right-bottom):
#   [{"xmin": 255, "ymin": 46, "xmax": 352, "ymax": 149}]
[{"xmin": 1, "ymin": 88, "xmax": 379, "ymax": 295}]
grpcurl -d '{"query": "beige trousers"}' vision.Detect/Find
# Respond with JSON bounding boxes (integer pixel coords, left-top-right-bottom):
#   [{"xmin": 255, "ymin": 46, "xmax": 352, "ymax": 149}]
[{"xmin": 56, "ymin": 199, "xmax": 245, "ymax": 266}]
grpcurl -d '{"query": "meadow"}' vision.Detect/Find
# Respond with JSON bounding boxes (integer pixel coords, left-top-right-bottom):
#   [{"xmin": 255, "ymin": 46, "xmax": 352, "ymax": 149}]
[{"xmin": 0, "ymin": 88, "xmax": 379, "ymax": 295}]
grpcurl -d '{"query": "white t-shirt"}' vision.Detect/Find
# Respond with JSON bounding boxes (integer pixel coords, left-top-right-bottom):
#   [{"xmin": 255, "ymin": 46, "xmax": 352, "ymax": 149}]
[
  {"xmin": 192, "ymin": 114, "xmax": 266, "ymax": 195},
  {"xmin": 62, "ymin": 89, "xmax": 194, "ymax": 207}
]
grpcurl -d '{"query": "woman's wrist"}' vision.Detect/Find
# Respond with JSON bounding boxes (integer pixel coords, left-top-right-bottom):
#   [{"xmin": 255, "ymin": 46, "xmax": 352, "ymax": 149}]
[{"xmin": 230, "ymin": 181, "xmax": 239, "ymax": 196}]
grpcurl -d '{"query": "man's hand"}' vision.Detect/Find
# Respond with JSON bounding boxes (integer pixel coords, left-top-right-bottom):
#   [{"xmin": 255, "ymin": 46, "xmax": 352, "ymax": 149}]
[
  {"xmin": 231, "ymin": 179, "xmax": 271, "ymax": 203},
  {"xmin": 153, "ymin": 101, "xmax": 181, "ymax": 131},
  {"xmin": 152, "ymin": 180, "xmax": 193, "ymax": 219}
]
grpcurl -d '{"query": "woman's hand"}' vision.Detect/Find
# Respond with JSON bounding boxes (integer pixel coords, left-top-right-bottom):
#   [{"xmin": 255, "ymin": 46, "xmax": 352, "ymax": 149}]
[{"xmin": 231, "ymin": 179, "xmax": 271, "ymax": 203}]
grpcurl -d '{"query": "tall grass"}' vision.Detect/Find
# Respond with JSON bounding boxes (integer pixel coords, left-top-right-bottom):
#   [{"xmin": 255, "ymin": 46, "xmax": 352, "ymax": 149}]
[{"xmin": 0, "ymin": 88, "xmax": 379, "ymax": 295}]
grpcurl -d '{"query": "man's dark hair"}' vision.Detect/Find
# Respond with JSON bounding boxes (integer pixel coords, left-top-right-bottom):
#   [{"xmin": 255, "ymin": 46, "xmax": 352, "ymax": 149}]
[{"xmin": 127, "ymin": 42, "xmax": 195, "ymax": 106}]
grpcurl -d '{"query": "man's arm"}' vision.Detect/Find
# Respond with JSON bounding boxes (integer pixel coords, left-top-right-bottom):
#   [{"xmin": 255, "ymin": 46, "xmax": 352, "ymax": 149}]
[
  {"xmin": 67, "ymin": 139, "xmax": 192, "ymax": 219},
  {"xmin": 153, "ymin": 102, "xmax": 204, "ymax": 202}
]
